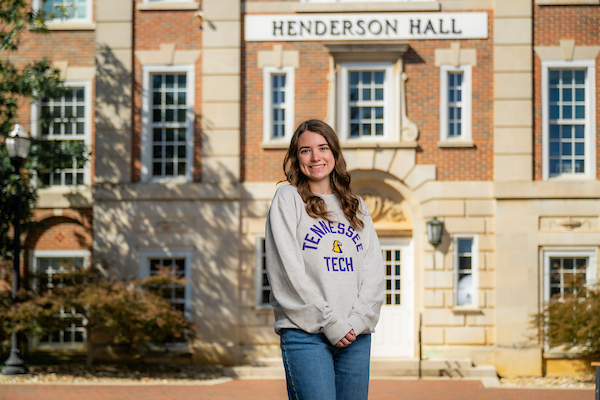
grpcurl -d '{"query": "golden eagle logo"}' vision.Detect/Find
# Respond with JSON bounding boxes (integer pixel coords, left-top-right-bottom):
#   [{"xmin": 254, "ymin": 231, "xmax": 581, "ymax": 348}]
[{"xmin": 332, "ymin": 240, "xmax": 343, "ymax": 254}]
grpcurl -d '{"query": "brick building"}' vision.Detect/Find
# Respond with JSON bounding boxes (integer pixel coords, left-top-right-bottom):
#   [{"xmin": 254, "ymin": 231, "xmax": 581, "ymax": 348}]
[{"xmin": 9, "ymin": 0, "xmax": 600, "ymax": 377}]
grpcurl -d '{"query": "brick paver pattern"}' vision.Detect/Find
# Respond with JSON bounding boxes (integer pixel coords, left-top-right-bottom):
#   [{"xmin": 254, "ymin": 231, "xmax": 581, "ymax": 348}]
[{"xmin": 0, "ymin": 379, "xmax": 595, "ymax": 400}]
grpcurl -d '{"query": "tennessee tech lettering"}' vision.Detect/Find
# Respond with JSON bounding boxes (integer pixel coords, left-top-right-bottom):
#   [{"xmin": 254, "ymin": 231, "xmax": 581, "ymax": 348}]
[{"xmin": 301, "ymin": 220, "xmax": 363, "ymax": 273}]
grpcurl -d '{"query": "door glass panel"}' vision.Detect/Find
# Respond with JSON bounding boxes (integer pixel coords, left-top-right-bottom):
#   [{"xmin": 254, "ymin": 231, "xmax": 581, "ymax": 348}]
[{"xmin": 382, "ymin": 248, "xmax": 402, "ymax": 306}]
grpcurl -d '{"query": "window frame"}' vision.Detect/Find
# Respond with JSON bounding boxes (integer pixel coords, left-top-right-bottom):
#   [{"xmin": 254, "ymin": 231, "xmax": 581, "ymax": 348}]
[
  {"xmin": 29, "ymin": 249, "xmax": 91, "ymax": 350},
  {"xmin": 543, "ymin": 250, "xmax": 597, "ymax": 302},
  {"xmin": 141, "ymin": 65, "xmax": 195, "ymax": 183},
  {"xmin": 33, "ymin": 0, "xmax": 93, "ymax": 24},
  {"xmin": 453, "ymin": 234, "xmax": 479, "ymax": 308},
  {"xmin": 542, "ymin": 60, "xmax": 596, "ymax": 181},
  {"xmin": 263, "ymin": 66, "xmax": 295, "ymax": 144},
  {"xmin": 255, "ymin": 235, "xmax": 272, "ymax": 309},
  {"xmin": 339, "ymin": 62, "xmax": 394, "ymax": 142},
  {"xmin": 30, "ymin": 80, "xmax": 93, "ymax": 187},
  {"xmin": 139, "ymin": 250, "xmax": 193, "ymax": 318},
  {"xmin": 439, "ymin": 64, "xmax": 472, "ymax": 144}
]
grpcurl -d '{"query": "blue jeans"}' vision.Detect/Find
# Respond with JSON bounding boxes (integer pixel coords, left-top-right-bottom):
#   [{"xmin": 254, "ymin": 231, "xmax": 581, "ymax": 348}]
[{"xmin": 280, "ymin": 329, "xmax": 371, "ymax": 400}]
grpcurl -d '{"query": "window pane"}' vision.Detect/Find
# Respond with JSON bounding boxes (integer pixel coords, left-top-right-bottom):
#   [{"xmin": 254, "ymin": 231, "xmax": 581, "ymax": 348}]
[
  {"xmin": 348, "ymin": 69, "xmax": 386, "ymax": 139},
  {"xmin": 458, "ymin": 238, "xmax": 472, "ymax": 253},
  {"xmin": 362, "ymin": 88, "xmax": 371, "ymax": 101}
]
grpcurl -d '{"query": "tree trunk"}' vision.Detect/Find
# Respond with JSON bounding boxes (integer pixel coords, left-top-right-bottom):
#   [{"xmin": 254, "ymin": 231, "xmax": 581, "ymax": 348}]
[{"xmin": 86, "ymin": 325, "xmax": 94, "ymax": 369}]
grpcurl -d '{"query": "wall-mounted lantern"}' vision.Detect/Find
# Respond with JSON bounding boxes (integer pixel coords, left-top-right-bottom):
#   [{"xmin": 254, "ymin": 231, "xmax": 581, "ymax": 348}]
[{"xmin": 426, "ymin": 217, "xmax": 444, "ymax": 248}]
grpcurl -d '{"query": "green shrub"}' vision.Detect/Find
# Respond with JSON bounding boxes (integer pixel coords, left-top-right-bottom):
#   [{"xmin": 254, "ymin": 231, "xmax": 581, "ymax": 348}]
[
  {"xmin": 533, "ymin": 286, "xmax": 600, "ymax": 359},
  {"xmin": 2, "ymin": 264, "xmax": 197, "ymax": 367}
]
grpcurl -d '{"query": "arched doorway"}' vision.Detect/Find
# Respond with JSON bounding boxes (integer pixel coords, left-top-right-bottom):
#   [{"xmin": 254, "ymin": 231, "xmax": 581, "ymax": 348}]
[{"xmin": 353, "ymin": 177, "xmax": 415, "ymax": 358}]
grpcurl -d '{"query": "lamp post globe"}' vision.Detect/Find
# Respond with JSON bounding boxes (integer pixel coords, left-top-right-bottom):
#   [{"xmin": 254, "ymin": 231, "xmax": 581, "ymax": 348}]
[{"xmin": 2, "ymin": 124, "xmax": 31, "ymax": 376}]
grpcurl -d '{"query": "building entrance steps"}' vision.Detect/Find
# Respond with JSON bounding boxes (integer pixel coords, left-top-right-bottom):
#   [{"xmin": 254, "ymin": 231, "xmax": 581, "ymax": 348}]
[{"xmin": 224, "ymin": 357, "xmax": 501, "ymax": 387}]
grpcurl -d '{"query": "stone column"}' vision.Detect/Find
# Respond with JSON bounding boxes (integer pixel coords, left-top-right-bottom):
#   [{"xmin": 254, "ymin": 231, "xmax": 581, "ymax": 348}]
[
  {"xmin": 202, "ymin": 0, "xmax": 241, "ymax": 183},
  {"xmin": 94, "ymin": 0, "xmax": 133, "ymax": 183},
  {"xmin": 493, "ymin": 0, "xmax": 533, "ymax": 181}
]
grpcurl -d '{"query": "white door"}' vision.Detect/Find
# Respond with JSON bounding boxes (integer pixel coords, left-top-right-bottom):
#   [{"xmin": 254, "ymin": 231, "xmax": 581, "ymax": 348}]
[{"xmin": 371, "ymin": 239, "xmax": 414, "ymax": 358}]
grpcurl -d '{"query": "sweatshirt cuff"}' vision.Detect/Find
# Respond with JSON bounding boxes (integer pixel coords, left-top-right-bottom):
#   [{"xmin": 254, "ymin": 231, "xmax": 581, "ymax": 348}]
[
  {"xmin": 347, "ymin": 314, "xmax": 367, "ymax": 336},
  {"xmin": 322, "ymin": 320, "xmax": 353, "ymax": 345}
]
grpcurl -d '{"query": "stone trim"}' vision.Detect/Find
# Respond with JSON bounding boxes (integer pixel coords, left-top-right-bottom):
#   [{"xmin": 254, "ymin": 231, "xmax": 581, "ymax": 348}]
[
  {"xmin": 438, "ymin": 141, "xmax": 475, "ymax": 148},
  {"xmin": 536, "ymin": 0, "xmax": 599, "ymax": 4},
  {"xmin": 243, "ymin": 1, "xmax": 441, "ymax": 13},
  {"xmin": 440, "ymin": 0, "xmax": 493, "ymax": 10},
  {"xmin": 46, "ymin": 23, "xmax": 96, "ymax": 31},
  {"xmin": 137, "ymin": 1, "xmax": 199, "ymax": 11},
  {"xmin": 534, "ymin": 40, "xmax": 600, "ymax": 61},
  {"xmin": 257, "ymin": 45, "xmax": 299, "ymax": 69},
  {"xmin": 51, "ymin": 62, "xmax": 96, "ymax": 81},
  {"xmin": 435, "ymin": 42, "xmax": 477, "ymax": 67},
  {"xmin": 135, "ymin": 44, "xmax": 201, "ymax": 66}
]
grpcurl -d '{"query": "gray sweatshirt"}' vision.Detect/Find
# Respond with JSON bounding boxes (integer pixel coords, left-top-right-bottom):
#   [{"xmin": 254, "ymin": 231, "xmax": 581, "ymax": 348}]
[{"xmin": 265, "ymin": 184, "xmax": 385, "ymax": 345}]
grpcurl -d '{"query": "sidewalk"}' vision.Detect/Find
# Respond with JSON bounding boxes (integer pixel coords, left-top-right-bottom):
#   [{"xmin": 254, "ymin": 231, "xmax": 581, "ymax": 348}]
[{"xmin": 1, "ymin": 378, "xmax": 595, "ymax": 400}]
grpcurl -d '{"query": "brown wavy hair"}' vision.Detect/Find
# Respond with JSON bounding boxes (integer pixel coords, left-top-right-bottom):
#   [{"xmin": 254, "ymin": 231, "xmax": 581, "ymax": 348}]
[{"xmin": 283, "ymin": 119, "xmax": 364, "ymax": 230}]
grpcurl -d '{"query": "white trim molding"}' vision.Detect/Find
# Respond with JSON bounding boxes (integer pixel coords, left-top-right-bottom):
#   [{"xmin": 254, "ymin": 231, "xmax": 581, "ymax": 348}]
[
  {"xmin": 141, "ymin": 65, "xmax": 195, "ymax": 183},
  {"xmin": 439, "ymin": 65, "xmax": 472, "ymax": 145},
  {"xmin": 263, "ymin": 66, "xmax": 295, "ymax": 144},
  {"xmin": 541, "ymin": 59, "xmax": 596, "ymax": 180}
]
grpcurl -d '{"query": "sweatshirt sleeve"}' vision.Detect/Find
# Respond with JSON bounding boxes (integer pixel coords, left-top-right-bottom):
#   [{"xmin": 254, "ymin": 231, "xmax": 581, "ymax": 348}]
[
  {"xmin": 346, "ymin": 204, "xmax": 385, "ymax": 335},
  {"xmin": 265, "ymin": 195, "xmax": 353, "ymax": 345}
]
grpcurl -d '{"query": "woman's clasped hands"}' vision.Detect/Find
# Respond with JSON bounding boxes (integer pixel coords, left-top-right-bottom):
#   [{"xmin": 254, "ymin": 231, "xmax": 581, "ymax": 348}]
[{"xmin": 335, "ymin": 329, "xmax": 356, "ymax": 348}]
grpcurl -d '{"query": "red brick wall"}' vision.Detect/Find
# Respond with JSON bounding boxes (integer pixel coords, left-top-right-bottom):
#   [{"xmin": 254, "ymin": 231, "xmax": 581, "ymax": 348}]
[
  {"xmin": 242, "ymin": 14, "xmax": 494, "ymax": 182},
  {"xmin": 533, "ymin": 5, "xmax": 600, "ymax": 180},
  {"xmin": 243, "ymin": 41, "xmax": 331, "ymax": 183},
  {"xmin": 409, "ymin": 33, "xmax": 493, "ymax": 181},
  {"xmin": 6, "ymin": 7, "xmax": 96, "ymax": 181},
  {"xmin": 131, "ymin": 4, "xmax": 203, "ymax": 182},
  {"xmin": 26, "ymin": 209, "xmax": 93, "ymax": 252}
]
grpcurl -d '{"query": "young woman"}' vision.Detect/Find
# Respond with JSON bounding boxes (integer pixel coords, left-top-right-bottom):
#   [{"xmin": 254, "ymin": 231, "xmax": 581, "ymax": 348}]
[{"xmin": 265, "ymin": 119, "xmax": 385, "ymax": 400}]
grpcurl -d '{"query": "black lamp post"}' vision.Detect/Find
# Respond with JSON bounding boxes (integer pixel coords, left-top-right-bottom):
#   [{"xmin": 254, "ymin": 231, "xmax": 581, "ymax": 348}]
[{"xmin": 2, "ymin": 124, "xmax": 31, "ymax": 376}]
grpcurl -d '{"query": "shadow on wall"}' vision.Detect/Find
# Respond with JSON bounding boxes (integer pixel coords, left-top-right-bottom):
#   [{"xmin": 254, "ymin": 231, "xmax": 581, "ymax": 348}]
[{"xmin": 93, "ymin": 158, "xmax": 246, "ymax": 365}]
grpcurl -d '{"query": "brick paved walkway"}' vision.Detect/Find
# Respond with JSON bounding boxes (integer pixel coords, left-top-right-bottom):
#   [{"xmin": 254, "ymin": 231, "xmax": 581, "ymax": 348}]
[{"xmin": 1, "ymin": 379, "xmax": 595, "ymax": 400}]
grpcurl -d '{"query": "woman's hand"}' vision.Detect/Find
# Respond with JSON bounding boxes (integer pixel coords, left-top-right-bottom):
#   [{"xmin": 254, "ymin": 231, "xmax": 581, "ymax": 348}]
[{"xmin": 335, "ymin": 329, "xmax": 356, "ymax": 348}]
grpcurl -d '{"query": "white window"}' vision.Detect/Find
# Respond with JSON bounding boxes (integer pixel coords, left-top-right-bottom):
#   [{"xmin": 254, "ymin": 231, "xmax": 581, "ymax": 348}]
[
  {"xmin": 454, "ymin": 235, "xmax": 478, "ymax": 307},
  {"xmin": 31, "ymin": 81, "xmax": 92, "ymax": 187},
  {"xmin": 542, "ymin": 61, "xmax": 595, "ymax": 180},
  {"xmin": 263, "ymin": 67, "xmax": 295, "ymax": 143},
  {"xmin": 30, "ymin": 250, "xmax": 90, "ymax": 348},
  {"xmin": 140, "ymin": 251, "xmax": 192, "ymax": 315},
  {"xmin": 339, "ymin": 62, "xmax": 394, "ymax": 141},
  {"xmin": 141, "ymin": 66, "xmax": 194, "ymax": 182},
  {"xmin": 543, "ymin": 251, "xmax": 596, "ymax": 302},
  {"xmin": 440, "ymin": 65, "xmax": 472, "ymax": 143},
  {"xmin": 33, "ymin": 0, "xmax": 92, "ymax": 23},
  {"xmin": 255, "ymin": 236, "xmax": 271, "ymax": 308}
]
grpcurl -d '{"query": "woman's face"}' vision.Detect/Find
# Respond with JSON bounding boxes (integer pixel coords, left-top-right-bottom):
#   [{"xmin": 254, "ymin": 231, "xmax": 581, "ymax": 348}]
[{"xmin": 297, "ymin": 130, "xmax": 335, "ymax": 193}]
